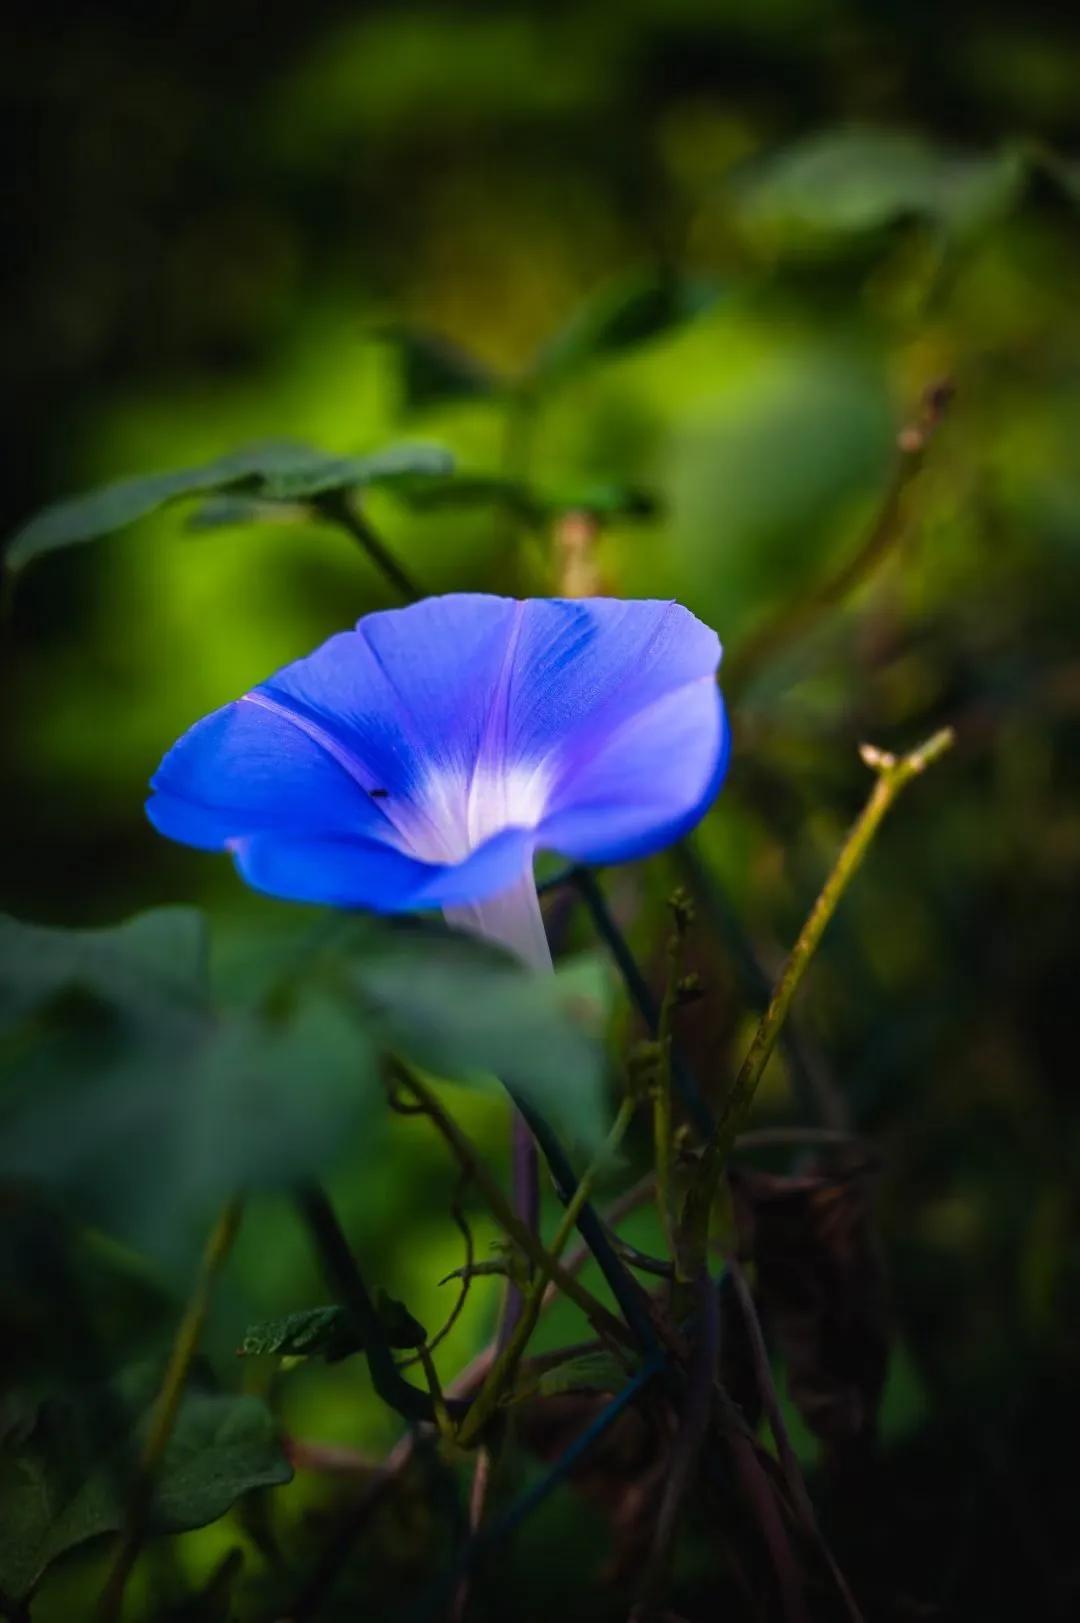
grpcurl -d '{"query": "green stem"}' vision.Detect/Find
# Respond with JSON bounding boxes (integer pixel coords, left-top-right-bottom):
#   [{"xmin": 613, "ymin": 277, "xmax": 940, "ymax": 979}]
[
  {"xmin": 97, "ymin": 1199, "xmax": 243, "ymax": 1621},
  {"xmin": 394, "ymin": 1062, "xmax": 633, "ymax": 1351},
  {"xmin": 315, "ymin": 489, "xmax": 424, "ymax": 602},
  {"xmin": 458, "ymin": 1095, "xmax": 638, "ymax": 1447},
  {"xmin": 678, "ymin": 728, "xmax": 954, "ymax": 1293}
]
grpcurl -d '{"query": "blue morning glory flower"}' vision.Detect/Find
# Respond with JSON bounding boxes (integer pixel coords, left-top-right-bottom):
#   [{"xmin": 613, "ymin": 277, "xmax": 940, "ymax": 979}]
[{"xmin": 147, "ymin": 595, "xmax": 728, "ymax": 969}]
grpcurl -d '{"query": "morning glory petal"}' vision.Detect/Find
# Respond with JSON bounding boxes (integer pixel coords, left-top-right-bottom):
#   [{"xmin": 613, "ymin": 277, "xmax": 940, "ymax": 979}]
[
  {"xmin": 231, "ymin": 825, "xmax": 533, "ymax": 911},
  {"xmin": 147, "ymin": 697, "xmax": 389, "ymax": 850},
  {"xmin": 496, "ymin": 598, "xmax": 721, "ymax": 772},
  {"xmin": 538, "ymin": 679, "xmax": 729, "ymax": 864},
  {"xmin": 147, "ymin": 595, "xmax": 729, "ymax": 943}
]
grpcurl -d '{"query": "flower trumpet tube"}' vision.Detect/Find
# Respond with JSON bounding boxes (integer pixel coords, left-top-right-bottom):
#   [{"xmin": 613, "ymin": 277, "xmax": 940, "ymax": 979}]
[{"xmin": 147, "ymin": 595, "xmax": 730, "ymax": 968}]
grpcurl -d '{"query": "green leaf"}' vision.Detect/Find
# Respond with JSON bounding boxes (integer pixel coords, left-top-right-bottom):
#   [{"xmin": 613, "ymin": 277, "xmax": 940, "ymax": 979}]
[
  {"xmin": 735, "ymin": 129, "xmax": 1025, "ymax": 245},
  {"xmin": 0, "ymin": 907, "xmax": 210, "ymax": 1032},
  {"xmin": 512, "ymin": 1349, "xmax": 630, "ymax": 1402},
  {"xmin": 0, "ymin": 910, "xmax": 381, "ymax": 1256},
  {"xmin": 239, "ymin": 1294, "xmax": 425, "ymax": 1363},
  {"xmin": 537, "ymin": 479, "xmax": 659, "ymax": 521},
  {"xmin": 383, "ymin": 327, "xmax": 503, "ymax": 409},
  {"xmin": 4, "ymin": 442, "xmax": 319, "ymax": 572},
  {"xmin": 185, "ymin": 495, "xmax": 308, "ymax": 532},
  {"xmin": 531, "ymin": 272, "xmax": 719, "ymax": 384},
  {"xmin": 353, "ymin": 930, "xmax": 608, "ymax": 1143},
  {"xmin": 388, "ymin": 471, "xmax": 540, "ymax": 521},
  {"xmin": 0, "ymin": 1376, "xmax": 290, "ymax": 1601},
  {"xmin": 258, "ymin": 442, "xmax": 454, "ymax": 501},
  {"xmin": 151, "ymin": 1388, "xmax": 293, "ymax": 1530},
  {"xmin": 4, "ymin": 438, "xmax": 455, "ymax": 572}
]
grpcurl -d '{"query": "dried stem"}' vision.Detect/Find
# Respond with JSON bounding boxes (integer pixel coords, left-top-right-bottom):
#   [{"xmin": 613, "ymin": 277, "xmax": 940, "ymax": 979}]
[{"xmin": 678, "ymin": 727, "xmax": 954, "ymax": 1293}]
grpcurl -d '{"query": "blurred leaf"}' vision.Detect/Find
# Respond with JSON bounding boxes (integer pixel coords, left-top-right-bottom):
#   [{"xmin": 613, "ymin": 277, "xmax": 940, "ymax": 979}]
[
  {"xmin": 389, "ymin": 471, "xmax": 658, "ymax": 525},
  {"xmin": 4, "ymin": 439, "xmax": 454, "ymax": 572},
  {"xmin": 671, "ymin": 348, "xmax": 893, "ymax": 637},
  {"xmin": 384, "ymin": 327, "xmax": 502, "ymax": 409},
  {"xmin": 185, "ymin": 496, "xmax": 308, "ymax": 532},
  {"xmin": 4, "ymin": 442, "xmax": 317, "ymax": 572},
  {"xmin": 0, "ymin": 1374, "xmax": 290, "ymax": 1601},
  {"xmin": 0, "ymin": 907, "xmax": 209, "ymax": 1032},
  {"xmin": 390, "ymin": 471, "xmax": 539, "ymax": 520},
  {"xmin": 539, "ymin": 479, "xmax": 659, "ymax": 521},
  {"xmin": 532, "ymin": 272, "xmax": 719, "ymax": 384},
  {"xmin": 735, "ymin": 129, "xmax": 1026, "ymax": 246},
  {"xmin": 353, "ymin": 932, "xmax": 608, "ymax": 1143},
  {"xmin": 258, "ymin": 442, "xmax": 454, "ymax": 501},
  {"xmin": 513, "ymin": 1349, "xmax": 628, "ymax": 1401},
  {"xmin": 238, "ymin": 1293, "xmax": 425, "ymax": 1363},
  {"xmin": 0, "ymin": 911, "xmax": 381, "ymax": 1255}
]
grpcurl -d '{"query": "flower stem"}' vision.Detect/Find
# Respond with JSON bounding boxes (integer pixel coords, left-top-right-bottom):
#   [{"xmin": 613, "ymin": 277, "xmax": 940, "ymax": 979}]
[
  {"xmin": 500, "ymin": 1112, "xmax": 539, "ymax": 1345},
  {"xmin": 677, "ymin": 727, "xmax": 954, "ymax": 1297},
  {"xmin": 97, "ymin": 1198, "xmax": 243, "ymax": 1621},
  {"xmin": 458, "ymin": 1095, "xmax": 639, "ymax": 1447}
]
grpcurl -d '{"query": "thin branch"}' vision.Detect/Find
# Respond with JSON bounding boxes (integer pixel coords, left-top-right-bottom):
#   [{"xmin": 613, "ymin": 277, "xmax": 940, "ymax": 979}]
[
  {"xmin": 675, "ymin": 838, "xmax": 850, "ymax": 1129},
  {"xmin": 393, "ymin": 1062, "xmax": 635, "ymax": 1350},
  {"xmin": 315, "ymin": 489, "xmax": 425, "ymax": 601},
  {"xmin": 398, "ymin": 1179, "xmax": 476, "ymax": 1368},
  {"xmin": 679, "ymin": 728, "xmax": 954, "ymax": 1286},
  {"xmin": 507, "ymin": 1085, "xmax": 661, "ymax": 1355},
  {"xmin": 458, "ymin": 1096, "xmax": 639, "ymax": 1448},
  {"xmin": 97, "ymin": 1199, "xmax": 243, "ymax": 1621},
  {"xmin": 295, "ymin": 1183, "xmax": 466, "ymax": 1423},
  {"xmin": 478, "ymin": 1354, "xmax": 665, "ymax": 1548},
  {"xmin": 726, "ymin": 1261, "xmax": 865, "ymax": 1623},
  {"xmin": 724, "ymin": 380, "xmax": 953, "ymax": 695}
]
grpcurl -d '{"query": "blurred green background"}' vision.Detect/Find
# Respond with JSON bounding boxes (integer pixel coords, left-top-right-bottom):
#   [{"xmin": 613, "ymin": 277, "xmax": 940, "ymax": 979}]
[{"xmin": 2, "ymin": 0, "xmax": 1079, "ymax": 1617}]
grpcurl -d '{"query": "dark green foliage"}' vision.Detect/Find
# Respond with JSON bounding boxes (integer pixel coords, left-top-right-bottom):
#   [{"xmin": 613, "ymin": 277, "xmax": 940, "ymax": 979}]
[
  {"xmin": 238, "ymin": 1294, "xmax": 425, "ymax": 1362},
  {"xmin": 512, "ymin": 1349, "xmax": 630, "ymax": 1402},
  {"xmin": 353, "ymin": 930, "xmax": 608, "ymax": 1143},
  {"xmin": 385, "ymin": 327, "xmax": 504, "ymax": 409},
  {"xmin": 0, "ymin": 1371, "xmax": 290, "ymax": 1602},
  {"xmin": 734, "ymin": 130, "xmax": 1027, "ymax": 245},
  {"xmin": 532, "ymin": 272, "xmax": 719, "ymax": 383},
  {"xmin": 0, "ymin": 909, "xmax": 607, "ymax": 1254}
]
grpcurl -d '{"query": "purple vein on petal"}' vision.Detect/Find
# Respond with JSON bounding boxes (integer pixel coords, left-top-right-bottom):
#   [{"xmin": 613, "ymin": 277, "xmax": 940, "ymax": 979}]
[{"xmin": 238, "ymin": 690, "xmax": 402, "ymax": 840}]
